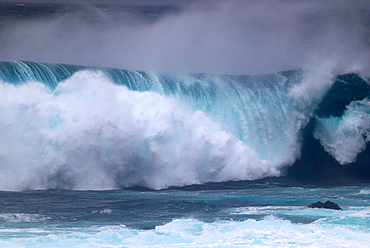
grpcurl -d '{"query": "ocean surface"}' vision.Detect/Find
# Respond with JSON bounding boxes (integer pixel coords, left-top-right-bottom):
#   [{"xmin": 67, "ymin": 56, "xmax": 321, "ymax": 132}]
[
  {"xmin": 0, "ymin": 182, "xmax": 370, "ymax": 247},
  {"xmin": 0, "ymin": 2, "xmax": 370, "ymax": 247}
]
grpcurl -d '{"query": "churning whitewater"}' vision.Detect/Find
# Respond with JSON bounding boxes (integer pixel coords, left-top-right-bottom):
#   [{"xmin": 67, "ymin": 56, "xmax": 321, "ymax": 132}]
[{"xmin": 0, "ymin": 61, "xmax": 368, "ymax": 190}]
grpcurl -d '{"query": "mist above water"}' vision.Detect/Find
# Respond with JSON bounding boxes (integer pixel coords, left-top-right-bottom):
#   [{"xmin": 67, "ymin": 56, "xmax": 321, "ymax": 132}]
[{"xmin": 0, "ymin": 0, "xmax": 369, "ymax": 75}]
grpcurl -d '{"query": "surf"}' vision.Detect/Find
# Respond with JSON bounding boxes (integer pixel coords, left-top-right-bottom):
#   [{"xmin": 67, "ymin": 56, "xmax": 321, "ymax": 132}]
[{"xmin": 0, "ymin": 61, "xmax": 369, "ymax": 190}]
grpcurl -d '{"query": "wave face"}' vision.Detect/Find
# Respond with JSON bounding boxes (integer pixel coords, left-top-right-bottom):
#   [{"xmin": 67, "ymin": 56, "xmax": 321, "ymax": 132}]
[{"xmin": 0, "ymin": 61, "xmax": 369, "ymax": 190}]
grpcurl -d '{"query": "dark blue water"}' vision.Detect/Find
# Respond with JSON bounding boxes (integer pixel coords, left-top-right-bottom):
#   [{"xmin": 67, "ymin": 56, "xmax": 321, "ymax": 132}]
[{"xmin": 0, "ymin": 182, "xmax": 370, "ymax": 246}]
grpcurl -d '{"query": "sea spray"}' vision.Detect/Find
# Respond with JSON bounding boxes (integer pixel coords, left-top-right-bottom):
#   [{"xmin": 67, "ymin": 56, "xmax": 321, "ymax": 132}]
[
  {"xmin": 314, "ymin": 99, "xmax": 370, "ymax": 164},
  {"xmin": 0, "ymin": 70, "xmax": 275, "ymax": 190}
]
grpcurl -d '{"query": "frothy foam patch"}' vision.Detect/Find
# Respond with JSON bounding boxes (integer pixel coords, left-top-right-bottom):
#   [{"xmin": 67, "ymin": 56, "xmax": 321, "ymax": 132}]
[
  {"xmin": 229, "ymin": 205, "xmax": 348, "ymax": 219},
  {"xmin": 346, "ymin": 208, "xmax": 370, "ymax": 218},
  {"xmin": 0, "ymin": 213, "xmax": 49, "ymax": 223},
  {"xmin": 0, "ymin": 70, "xmax": 279, "ymax": 190},
  {"xmin": 92, "ymin": 209, "xmax": 112, "ymax": 214},
  {"xmin": 1, "ymin": 218, "xmax": 369, "ymax": 247},
  {"xmin": 312, "ymin": 207, "xmax": 370, "ymax": 228},
  {"xmin": 314, "ymin": 99, "xmax": 370, "ymax": 164},
  {"xmin": 230, "ymin": 206, "xmax": 302, "ymax": 215}
]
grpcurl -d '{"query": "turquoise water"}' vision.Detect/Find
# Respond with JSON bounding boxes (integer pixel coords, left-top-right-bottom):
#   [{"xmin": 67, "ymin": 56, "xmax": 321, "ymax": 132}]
[{"xmin": 0, "ymin": 183, "xmax": 369, "ymax": 247}]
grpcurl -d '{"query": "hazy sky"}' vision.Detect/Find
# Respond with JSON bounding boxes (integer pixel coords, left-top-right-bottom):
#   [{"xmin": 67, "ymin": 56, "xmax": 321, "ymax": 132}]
[
  {"xmin": 4, "ymin": 0, "xmax": 199, "ymax": 5},
  {"xmin": 0, "ymin": 0, "xmax": 369, "ymax": 75}
]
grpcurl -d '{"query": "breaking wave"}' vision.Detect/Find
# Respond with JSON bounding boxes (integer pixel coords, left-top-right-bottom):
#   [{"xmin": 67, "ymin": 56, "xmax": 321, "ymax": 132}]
[{"xmin": 0, "ymin": 61, "xmax": 369, "ymax": 190}]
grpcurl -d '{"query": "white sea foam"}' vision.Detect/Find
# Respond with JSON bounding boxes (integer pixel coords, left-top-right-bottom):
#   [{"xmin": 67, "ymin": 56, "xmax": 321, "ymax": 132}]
[
  {"xmin": 314, "ymin": 99, "xmax": 370, "ymax": 164},
  {"xmin": 0, "ymin": 70, "xmax": 279, "ymax": 190},
  {"xmin": 230, "ymin": 206, "xmax": 303, "ymax": 215},
  {"xmin": 0, "ymin": 218, "xmax": 369, "ymax": 247},
  {"xmin": 0, "ymin": 213, "xmax": 49, "ymax": 223},
  {"xmin": 229, "ymin": 205, "xmax": 348, "ymax": 218},
  {"xmin": 92, "ymin": 209, "xmax": 112, "ymax": 214}
]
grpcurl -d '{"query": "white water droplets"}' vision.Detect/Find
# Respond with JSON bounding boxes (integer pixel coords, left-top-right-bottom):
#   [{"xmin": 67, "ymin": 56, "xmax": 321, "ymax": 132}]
[
  {"xmin": 0, "ymin": 70, "xmax": 277, "ymax": 190},
  {"xmin": 314, "ymin": 99, "xmax": 370, "ymax": 164}
]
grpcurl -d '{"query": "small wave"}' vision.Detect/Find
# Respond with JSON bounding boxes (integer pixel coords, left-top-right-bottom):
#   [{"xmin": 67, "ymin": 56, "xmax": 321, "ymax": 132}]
[
  {"xmin": 229, "ymin": 205, "xmax": 368, "ymax": 219},
  {"xmin": 357, "ymin": 189, "xmax": 370, "ymax": 195},
  {"xmin": 91, "ymin": 209, "xmax": 112, "ymax": 214},
  {"xmin": 230, "ymin": 206, "xmax": 302, "ymax": 215}
]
